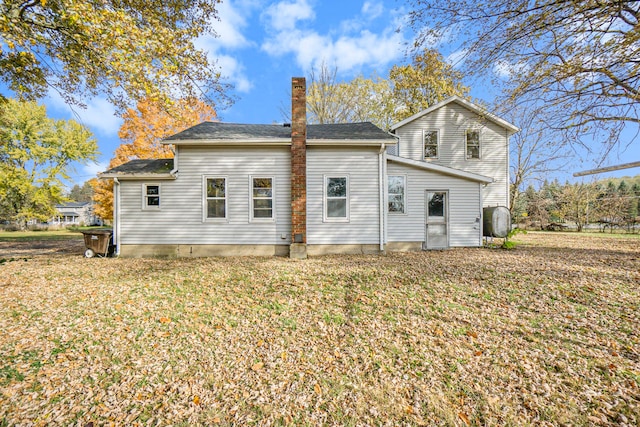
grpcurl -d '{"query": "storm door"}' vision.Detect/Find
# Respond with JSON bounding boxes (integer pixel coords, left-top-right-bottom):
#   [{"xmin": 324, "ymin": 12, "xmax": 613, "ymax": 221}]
[{"xmin": 424, "ymin": 191, "xmax": 449, "ymax": 249}]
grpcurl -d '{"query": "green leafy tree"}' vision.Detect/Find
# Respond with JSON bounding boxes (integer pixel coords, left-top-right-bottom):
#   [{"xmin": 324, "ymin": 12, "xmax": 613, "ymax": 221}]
[
  {"xmin": 0, "ymin": 0, "xmax": 229, "ymax": 111},
  {"xmin": 301, "ymin": 52, "xmax": 467, "ymax": 130},
  {"xmin": 0, "ymin": 99, "xmax": 97, "ymax": 226},
  {"xmin": 303, "ymin": 64, "xmax": 396, "ymax": 130},
  {"xmin": 68, "ymin": 180, "xmax": 94, "ymax": 202},
  {"xmin": 407, "ymin": 0, "xmax": 640, "ymax": 158},
  {"xmin": 389, "ymin": 48, "xmax": 469, "ymax": 121},
  {"xmin": 558, "ymin": 183, "xmax": 595, "ymax": 232}
]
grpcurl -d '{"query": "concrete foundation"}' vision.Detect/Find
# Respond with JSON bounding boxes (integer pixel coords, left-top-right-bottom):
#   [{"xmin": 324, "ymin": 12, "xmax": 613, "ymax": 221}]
[
  {"xmin": 289, "ymin": 243, "xmax": 308, "ymax": 259},
  {"xmin": 306, "ymin": 244, "xmax": 381, "ymax": 256},
  {"xmin": 119, "ymin": 244, "xmax": 289, "ymax": 258},
  {"xmin": 384, "ymin": 241, "xmax": 424, "ymax": 252}
]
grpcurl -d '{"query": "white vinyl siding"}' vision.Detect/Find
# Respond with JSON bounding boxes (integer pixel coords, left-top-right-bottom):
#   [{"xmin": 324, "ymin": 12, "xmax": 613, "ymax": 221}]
[
  {"xmin": 118, "ymin": 146, "xmax": 291, "ymax": 246},
  {"xmin": 393, "ymin": 102, "xmax": 509, "ymax": 207},
  {"xmin": 386, "ymin": 161, "xmax": 483, "ymax": 248},
  {"xmin": 307, "ymin": 146, "xmax": 380, "ymax": 245}
]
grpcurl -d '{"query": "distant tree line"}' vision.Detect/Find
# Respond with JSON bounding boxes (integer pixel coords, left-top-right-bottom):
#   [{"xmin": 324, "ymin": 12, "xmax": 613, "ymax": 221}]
[{"xmin": 512, "ymin": 178, "xmax": 640, "ymax": 233}]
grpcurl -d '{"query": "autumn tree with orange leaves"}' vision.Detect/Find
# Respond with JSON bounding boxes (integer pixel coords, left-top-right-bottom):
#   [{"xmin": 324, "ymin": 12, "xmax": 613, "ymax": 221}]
[{"xmin": 92, "ymin": 98, "xmax": 216, "ymax": 220}]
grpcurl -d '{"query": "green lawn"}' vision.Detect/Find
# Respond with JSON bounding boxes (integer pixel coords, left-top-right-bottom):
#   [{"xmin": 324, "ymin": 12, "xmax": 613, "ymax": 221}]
[
  {"xmin": 0, "ymin": 228, "xmax": 91, "ymax": 242},
  {"xmin": 0, "ymin": 232, "xmax": 638, "ymax": 426}
]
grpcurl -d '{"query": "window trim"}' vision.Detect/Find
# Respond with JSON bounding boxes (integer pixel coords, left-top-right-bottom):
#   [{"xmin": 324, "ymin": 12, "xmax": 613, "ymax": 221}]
[
  {"xmin": 387, "ymin": 174, "xmax": 407, "ymax": 215},
  {"xmin": 142, "ymin": 183, "xmax": 161, "ymax": 210},
  {"xmin": 249, "ymin": 175, "xmax": 275, "ymax": 222},
  {"xmin": 323, "ymin": 174, "xmax": 350, "ymax": 223},
  {"xmin": 202, "ymin": 175, "xmax": 228, "ymax": 222},
  {"xmin": 423, "ymin": 129, "xmax": 439, "ymax": 160},
  {"xmin": 465, "ymin": 129, "xmax": 481, "ymax": 160}
]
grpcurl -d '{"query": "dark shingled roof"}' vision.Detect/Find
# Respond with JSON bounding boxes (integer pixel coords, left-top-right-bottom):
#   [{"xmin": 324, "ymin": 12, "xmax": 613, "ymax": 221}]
[
  {"xmin": 102, "ymin": 159, "xmax": 174, "ymax": 176},
  {"xmin": 164, "ymin": 121, "xmax": 396, "ymax": 142}
]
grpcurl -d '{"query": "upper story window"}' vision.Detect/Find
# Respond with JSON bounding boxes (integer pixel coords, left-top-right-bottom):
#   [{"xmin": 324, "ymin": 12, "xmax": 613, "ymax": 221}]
[
  {"xmin": 424, "ymin": 130, "xmax": 439, "ymax": 159},
  {"xmin": 204, "ymin": 176, "xmax": 226, "ymax": 220},
  {"xmin": 251, "ymin": 177, "xmax": 274, "ymax": 220},
  {"xmin": 388, "ymin": 175, "xmax": 406, "ymax": 214},
  {"xmin": 466, "ymin": 130, "xmax": 480, "ymax": 159},
  {"xmin": 143, "ymin": 184, "xmax": 160, "ymax": 210},
  {"xmin": 324, "ymin": 175, "xmax": 349, "ymax": 222}
]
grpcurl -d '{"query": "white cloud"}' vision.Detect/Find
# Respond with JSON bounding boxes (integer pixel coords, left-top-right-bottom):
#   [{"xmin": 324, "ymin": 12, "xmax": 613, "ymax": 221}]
[
  {"xmin": 262, "ymin": 0, "xmax": 315, "ymax": 31},
  {"xmin": 45, "ymin": 91, "xmax": 121, "ymax": 136},
  {"xmin": 195, "ymin": 1, "xmax": 255, "ymax": 95},
  {"xmin": 261, "ymin": 1, "xmax": 405, "ymax": 74},
  {"xmin": 262, "ymin": 28, "xmax": 404, "ymax": 73},
  {"xmin": 217, "ymin": 55, "xmax": 253, "ymax": 93},
  {"xmin": 446, "ymin": 49, "xmax": 468, "ymax": 68},
  {"xmin": 361, "ymin": 1, "xmax": 384, "ymax": 20},
  {"xmin": 83, "ymin": 160, "xmax": 110, "ymax": 179},
  {"xmin": 210, "ymin": 1, "xmax": 252, "ymax": 50}
]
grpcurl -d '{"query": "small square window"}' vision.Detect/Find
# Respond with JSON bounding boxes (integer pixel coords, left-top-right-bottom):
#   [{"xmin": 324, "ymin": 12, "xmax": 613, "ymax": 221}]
[{"xmin": 143, "ymin": 184, "xmax": 160, "ymax": 209}]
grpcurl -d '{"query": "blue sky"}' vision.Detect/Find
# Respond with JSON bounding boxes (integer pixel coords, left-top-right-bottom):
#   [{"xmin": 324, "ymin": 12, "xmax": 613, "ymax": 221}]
[{"xmin": 25, "ymin": 0, "xmax": 640, "ymax": 185}]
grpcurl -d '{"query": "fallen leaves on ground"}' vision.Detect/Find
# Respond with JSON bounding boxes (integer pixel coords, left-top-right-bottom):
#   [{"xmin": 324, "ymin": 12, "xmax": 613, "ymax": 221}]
[{"xmin": 0, "ymin": 232, "xmax": 638, "ymax": 425}]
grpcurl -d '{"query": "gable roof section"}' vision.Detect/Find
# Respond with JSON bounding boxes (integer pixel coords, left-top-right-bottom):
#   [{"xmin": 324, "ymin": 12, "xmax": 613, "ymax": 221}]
[
  {"xmin": 100, "ymin": 159, "xmax": 175, "ymax": 179},
  {"xmin": 163, "ymin": 121, "xmax": 397, "ymax": 146},
  {"xmin": 390, "ymin": 96, "xmax": 519, "ymax": 135},
  {"xmin": 387, "ymin": 155, "xmax": 494, "ymax": 183}
]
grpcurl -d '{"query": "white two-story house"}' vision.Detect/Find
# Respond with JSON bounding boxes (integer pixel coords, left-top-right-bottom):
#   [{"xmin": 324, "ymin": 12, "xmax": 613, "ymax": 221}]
[{"xmin": 100, "ymin": 80, "xmax": 517, "ymax": 258}]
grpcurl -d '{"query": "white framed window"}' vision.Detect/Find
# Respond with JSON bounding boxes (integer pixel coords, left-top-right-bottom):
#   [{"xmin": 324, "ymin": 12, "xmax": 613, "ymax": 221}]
[
  {"xmin": 142, "ymin": 183, "xmax": 161, "ymax": 210},
  {"xmin": 203, "ymin": 176, "xmax": 227, "ymax": 220},
  {"xmin": 466, "ymin": 129, "xmax": 481, "ymax": 159},
  {"xmin": 324, "ymin": 175, "xmax": 349, "ymax": 222},
  {"xmin": 423, "ymin": 130, "xmax": 439, "ymax": 159},
  {"xmin": 388, "ymin": 175, "xmax": 406, "ymax": 214},
  {"xmin": 250, "ymin": 176, "xmax": 274, "ymax": 221}
]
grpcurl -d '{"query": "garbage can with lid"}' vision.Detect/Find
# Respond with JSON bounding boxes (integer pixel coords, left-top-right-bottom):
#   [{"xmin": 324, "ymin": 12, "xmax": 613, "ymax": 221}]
[{"xmin": 80, "ymin": 229, "xmax": 113, "ymax": 258}]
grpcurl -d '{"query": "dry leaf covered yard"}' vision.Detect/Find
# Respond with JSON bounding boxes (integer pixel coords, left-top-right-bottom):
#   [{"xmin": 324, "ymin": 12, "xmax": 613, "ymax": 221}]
[{"xmin": 1, "ymin": 233, "xmax": 639, "ymax": 426}]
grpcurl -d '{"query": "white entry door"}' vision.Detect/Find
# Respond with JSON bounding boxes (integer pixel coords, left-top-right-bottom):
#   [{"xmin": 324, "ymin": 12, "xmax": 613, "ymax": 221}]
[{"xmin": 425, "ymin": 191, "xmax": 448, "ymax": 250}]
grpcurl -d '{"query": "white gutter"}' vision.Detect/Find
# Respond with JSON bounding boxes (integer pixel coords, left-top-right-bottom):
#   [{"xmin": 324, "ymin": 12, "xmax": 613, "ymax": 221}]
[
  {"xmin": 379, "ymin": 143, "xmax": 386, "ymax": 252},
  {"xmin": 113, "ymin": 177, "xmax": 121, "ymax": 256}
]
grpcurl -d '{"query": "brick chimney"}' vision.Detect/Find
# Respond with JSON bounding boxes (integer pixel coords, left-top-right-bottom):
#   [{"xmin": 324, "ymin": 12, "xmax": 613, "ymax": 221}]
[{"xmin": 290, "ymin": 77, "xmax": 307, "ymax": 259}]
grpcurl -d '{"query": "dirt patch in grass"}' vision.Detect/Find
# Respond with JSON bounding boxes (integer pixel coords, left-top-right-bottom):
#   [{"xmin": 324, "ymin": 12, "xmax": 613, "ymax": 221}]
[
  {"xmin": 0, "ymin": 232, "xmax": 638, "ymax": 426},
  {"xmin": 0, "ymin": 239, "xmax": 85, "ymax": 259}
]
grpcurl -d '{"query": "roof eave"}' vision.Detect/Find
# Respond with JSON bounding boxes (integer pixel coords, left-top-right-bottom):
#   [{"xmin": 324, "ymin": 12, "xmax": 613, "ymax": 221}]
[
  {"xmin": 307, "ymin": 139, "xmax": 397, "ymax": 146},
  {"xmin": 390, "ymin": 96, "xmax": 519, "ymax": 134},
  {"xmin": 162, "ymin": 138, "xmax": 292, "ymax": 145},
  {"xmin": 387, "ymin": 155, "xmax": 494, "ymax": 183},
  {"xmin": 98, "ymin": 173, "xmax": 177, "ymax": 180}
]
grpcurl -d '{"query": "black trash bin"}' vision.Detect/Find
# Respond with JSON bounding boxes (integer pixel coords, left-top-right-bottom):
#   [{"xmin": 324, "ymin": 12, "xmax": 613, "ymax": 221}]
[{"xmin": 80, "ymin": 229, "xmax": 113, "ymax": 258}]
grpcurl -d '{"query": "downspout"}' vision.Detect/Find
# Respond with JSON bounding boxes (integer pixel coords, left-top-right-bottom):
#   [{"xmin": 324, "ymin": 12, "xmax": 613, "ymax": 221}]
[
  {"xmin": 113, "ymin": 177, "xmax": 121, "ymax": 256},
  {"xmin": 170, "ymin": 146, "xmax": 179, "ymax": 177},
  {"xmin": 379, "ymin": 143, "xmax": 386, "ymax": 252},
  {"xmin": 479, "ymin": 182, "xmax": 484, "ymax": 247}
]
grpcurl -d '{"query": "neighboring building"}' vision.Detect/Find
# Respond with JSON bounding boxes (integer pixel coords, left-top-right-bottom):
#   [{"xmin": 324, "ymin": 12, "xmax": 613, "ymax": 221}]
[
  {"xmin": 53, "ymin": 202, "xmax": 102, "ymax": 226},
  {"xmin": 100, "ymin": 78, "xmax": 518, "ymax": 258}
]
